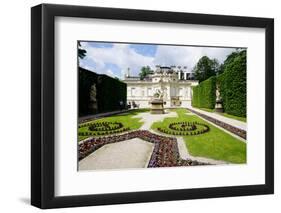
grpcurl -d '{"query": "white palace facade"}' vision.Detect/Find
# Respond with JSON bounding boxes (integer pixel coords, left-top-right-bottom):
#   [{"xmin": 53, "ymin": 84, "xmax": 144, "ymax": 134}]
[{"xmin": 123, "ymin": 66, "xmax": 199, "ymax": 108}]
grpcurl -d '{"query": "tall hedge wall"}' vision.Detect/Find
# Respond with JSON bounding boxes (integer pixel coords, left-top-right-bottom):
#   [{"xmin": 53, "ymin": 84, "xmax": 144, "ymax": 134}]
[
  {"xmin": 79, "ymin": 67, "xmax": 127, "ymax": 116},
  {"xmin": 192, "ymin": 76, "xmax": 216, "ymax": 109},
  {"xmin": 218, "ymin": 50, "xmax": 247, "ymax": 117}
]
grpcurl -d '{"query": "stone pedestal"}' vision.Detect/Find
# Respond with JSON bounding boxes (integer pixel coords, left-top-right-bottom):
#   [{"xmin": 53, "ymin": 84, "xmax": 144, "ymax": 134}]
[
  {"xmin": 215, "ymin": 99, "xmax": 224, "ymax": 113},
  {"xmin": 150, "ymin": 99, "xmax": 165, "ymax": 114}
]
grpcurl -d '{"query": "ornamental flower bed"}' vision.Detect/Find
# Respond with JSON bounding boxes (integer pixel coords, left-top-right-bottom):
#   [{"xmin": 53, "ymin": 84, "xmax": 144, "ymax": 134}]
[
  {"xmin": 78, "ymin": 121, "xmax": 130, "ymax": 136},
  {"xmin": 157, "ymin": 121, "xmax": 210, "ymax": 136},
  {"xmin": 79, "ymin": 130, "xmax": 208, "ymax": 167}
]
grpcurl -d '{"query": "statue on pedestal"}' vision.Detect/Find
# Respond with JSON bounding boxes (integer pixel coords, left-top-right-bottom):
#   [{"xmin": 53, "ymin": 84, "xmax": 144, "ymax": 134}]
[
  {"xmin": 89, "ymin": 83, "xmax": 98, "ymax": 113},
  {"xmin": 150, "ymin": 74, "xmax": 165, "ymax": 114},
  {"xmin": 215, "ymin": 84, "xmax": 224, "ymax": 113}
]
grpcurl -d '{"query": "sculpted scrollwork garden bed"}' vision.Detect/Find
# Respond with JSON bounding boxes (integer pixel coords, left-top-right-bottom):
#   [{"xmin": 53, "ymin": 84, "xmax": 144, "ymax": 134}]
[{"xmin": 157, "ymin": 121, "xmax": 210, "ymax": 136}]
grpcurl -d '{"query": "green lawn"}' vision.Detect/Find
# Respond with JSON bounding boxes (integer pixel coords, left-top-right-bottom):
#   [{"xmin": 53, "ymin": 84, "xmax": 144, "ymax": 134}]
[
  {"xmin": 78, "ymin": 109, "xmax": 148, "ymax": 141},
  {"xmin": 151, "ymin": 109, "xmax": 246, "ymax": 164},
  {"xmin": 193, "ymin": 107, "xmax": 246, "ymax": 123}
]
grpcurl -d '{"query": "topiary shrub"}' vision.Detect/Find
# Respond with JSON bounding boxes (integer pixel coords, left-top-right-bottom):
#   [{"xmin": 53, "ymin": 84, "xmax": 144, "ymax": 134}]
[
  {"xmin": 218, "ymin": 50, "xmax": 246, "ymax": 117},
  {"xmin": 192, "ymin": 76, "xmax": 216, "ymax": 109},
  {"xmin": 79, "ymin": 67, "xmax": 127, "ymax": 116}
]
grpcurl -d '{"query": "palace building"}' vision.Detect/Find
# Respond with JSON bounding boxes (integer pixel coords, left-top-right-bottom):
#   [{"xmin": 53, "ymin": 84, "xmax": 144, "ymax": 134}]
[{"xmin": 123, "ymin": 66, "xmax": 199, "ymax": 108}]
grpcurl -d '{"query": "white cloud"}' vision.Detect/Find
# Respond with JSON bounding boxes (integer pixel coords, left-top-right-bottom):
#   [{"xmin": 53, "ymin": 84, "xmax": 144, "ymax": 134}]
[
  {"xmin": 80, "ymin": 42, "xmax": 154, "ymax": 78},
  {"xmin": 80, "ymin": 42, "xmax": 238, "ymax": 79},
  {"xmin": 153, "ymin": 46, "xmax": 235, "ymax": 70}
]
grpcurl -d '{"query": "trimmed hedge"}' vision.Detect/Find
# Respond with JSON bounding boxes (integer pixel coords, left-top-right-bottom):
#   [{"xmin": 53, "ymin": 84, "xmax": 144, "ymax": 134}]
[
  {"xmin": 192, "ymin": 50, "xmax": 246, "ymax": 118},
  {"xmin": 192, "ymin": 76, "xmax": 216, "ymax": 109},
  {"xmin": 79, "ymin": 67, "xmax": 127, "ymax": 116},
  {"xmin": 217, "ymin": 50, "xmax": 246, "ymax": 117}
]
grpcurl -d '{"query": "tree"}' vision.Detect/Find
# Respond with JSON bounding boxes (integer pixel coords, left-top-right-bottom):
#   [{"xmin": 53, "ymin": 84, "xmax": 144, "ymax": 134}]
[
  {"xmin": 218, "ymin": 48, "xmax": 244, "ymax": 75},
  {"xmin": 217, "ymin": 63, "xmax": 225, "ymax": 75},
  {"xmin": 211, "ymin": 58, "xmax": 220, "ymax": 74},
  {"xmin": 78, "ymin": 41, "xmax": 87, "ymax": 59},
  {"xmin": 139, "ymin": 66, "xmax": 153, "ymax": 80},
  {"xmin": 193, "ymin": 56, "xmax": 220, "ymax": 82}
]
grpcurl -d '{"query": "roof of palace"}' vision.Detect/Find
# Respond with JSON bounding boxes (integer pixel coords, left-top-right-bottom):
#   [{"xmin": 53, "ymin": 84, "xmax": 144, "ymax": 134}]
[{"xmin": 124, "ymin": 66, "xmax": 195, "ymax": 82}]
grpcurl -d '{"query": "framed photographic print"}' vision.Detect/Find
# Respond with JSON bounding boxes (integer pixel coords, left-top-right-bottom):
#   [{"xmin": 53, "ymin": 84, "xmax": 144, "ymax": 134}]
[{"xmin": 31, "ymin": 3, "xmax": 274, "ymax": 209}]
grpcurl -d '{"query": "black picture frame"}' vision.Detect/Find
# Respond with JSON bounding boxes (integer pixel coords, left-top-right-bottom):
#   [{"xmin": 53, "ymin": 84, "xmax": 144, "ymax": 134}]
[{"xmin": 31, "ymin": 3, "xmax": 274, "ymax": 209}]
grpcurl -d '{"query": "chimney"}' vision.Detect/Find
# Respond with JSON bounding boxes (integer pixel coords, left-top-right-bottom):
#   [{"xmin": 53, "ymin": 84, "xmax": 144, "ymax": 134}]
[{"xmin": 127, "ymin": 67, "xmax": 130, "ymax": 77}]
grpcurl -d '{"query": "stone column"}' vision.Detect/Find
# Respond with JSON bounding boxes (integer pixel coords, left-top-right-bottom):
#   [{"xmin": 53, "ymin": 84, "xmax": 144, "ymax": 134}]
[{"xmin": 178, "ymin": 71, "xmax": 181, "ymax": 80}]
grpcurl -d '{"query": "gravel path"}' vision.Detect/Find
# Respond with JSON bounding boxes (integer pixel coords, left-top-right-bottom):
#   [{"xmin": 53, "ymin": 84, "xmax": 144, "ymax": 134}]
[
  {"xmin": 188, "ymin": 106, "xmax": 247, "ymax": 131},
  {"xmin": 79, "ymin": 138, "xmax": 154, "ymax": 171},
  {"xmin": 133, "ymin": 110, "xmax": 177, "ymax": 130}
]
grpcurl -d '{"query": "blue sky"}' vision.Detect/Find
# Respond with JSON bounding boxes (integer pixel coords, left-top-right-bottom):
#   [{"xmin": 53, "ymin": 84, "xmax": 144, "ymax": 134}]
[
  {"xmin": 79, "ymin": 41, "xmax": 238, "ymax": 79},
  {"xmin": 129, "ymin": 44, "xmax": 157, "ymax": 57}
]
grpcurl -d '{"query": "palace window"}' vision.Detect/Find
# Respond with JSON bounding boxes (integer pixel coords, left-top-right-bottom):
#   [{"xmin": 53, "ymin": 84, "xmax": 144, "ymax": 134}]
[
  {"xmin": 131, "ymin": 88, "xmax": 136, "ymax": 97},
  {"xmin": 148, "ymin": 88, "xmax": 152, "ymax": 96}
]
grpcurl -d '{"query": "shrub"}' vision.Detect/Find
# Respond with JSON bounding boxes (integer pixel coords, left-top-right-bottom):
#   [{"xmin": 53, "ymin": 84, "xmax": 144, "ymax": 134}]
[
  {"xmin": 218, "ymin": 50, "xmax": 246, "ymax": 117},
  {"xmin": 192, "ymin": 50, "xmax": 246, "ymax": 118},
  {"xmin": 79, "ymin": 67, "xmax": 127, "ymax": 116},
  {"xmin": 192, "ymin": 76, "xmax": 216, "ymax": 109}
]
